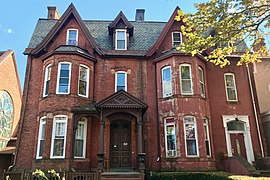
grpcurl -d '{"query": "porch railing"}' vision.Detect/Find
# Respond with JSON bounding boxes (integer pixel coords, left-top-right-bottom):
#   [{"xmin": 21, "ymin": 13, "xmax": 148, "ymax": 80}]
[{"xmin": 3, "ymin": 171, "xmax": 97, "ymax": 180}]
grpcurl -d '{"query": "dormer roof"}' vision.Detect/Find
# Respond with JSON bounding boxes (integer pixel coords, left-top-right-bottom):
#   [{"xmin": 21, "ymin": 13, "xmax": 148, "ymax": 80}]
[{"xmin": 108, "ymin": 11, "xmax": 134, "ymax": 36}]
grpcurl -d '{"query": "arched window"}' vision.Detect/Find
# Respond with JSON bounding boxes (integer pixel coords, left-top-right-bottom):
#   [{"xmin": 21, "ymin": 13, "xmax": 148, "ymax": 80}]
[
  {"xmin": 75, "ymin": 117, "xmax": 87, "ymax": 158},
  {"xmin": 36, "ymin": 116, "xmax": 46, "ymax": 159},
  {"xmin": 78, "ymin": 64, "xmax": 90, "ymax": 97},
  {"xmin": 164, "ymin": 118, "xmax": 177, "ymax": 157},
  {"xmin": 115, "ymin": 71, "xmax": 127, "ymax": 92},
  {"xmin": 162, "ymin": 66, "xmax": 172, "ymax": 97},
  {"xmin": 43, "ymin": 64, "xmax": 51, "ymax": 97}
]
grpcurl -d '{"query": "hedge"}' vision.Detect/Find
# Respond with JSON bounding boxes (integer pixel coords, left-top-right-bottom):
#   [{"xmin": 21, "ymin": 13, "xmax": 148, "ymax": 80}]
[{"xmin": 146, "ymin": 171, "xmax": 230, "ymax": 180}]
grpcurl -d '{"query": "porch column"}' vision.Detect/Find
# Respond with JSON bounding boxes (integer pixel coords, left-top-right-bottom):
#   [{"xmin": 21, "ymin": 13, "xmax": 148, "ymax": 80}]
[
  {"xmin": 97, "ymin": 109, "xmax": 104, "ymax": 171},
  {"xmin": 137, "ymin": 109, "xmax": 145, "ymax": 170}
]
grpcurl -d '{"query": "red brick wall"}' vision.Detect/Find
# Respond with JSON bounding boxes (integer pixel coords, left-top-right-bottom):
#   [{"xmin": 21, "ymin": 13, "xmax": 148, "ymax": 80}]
[{"xmin": 207, "ymin": 61, "xmax": 261, "ymax": 168}]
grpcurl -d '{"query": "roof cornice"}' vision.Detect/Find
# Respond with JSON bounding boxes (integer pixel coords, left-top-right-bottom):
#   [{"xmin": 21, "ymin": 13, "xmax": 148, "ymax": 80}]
[
  {"xmin": 30, "ymin": 3, "xmax": 103, "ymax": 56},
  {"xmin": 146, "ymin": 6, "xmax": 180, "ymax": 57}
]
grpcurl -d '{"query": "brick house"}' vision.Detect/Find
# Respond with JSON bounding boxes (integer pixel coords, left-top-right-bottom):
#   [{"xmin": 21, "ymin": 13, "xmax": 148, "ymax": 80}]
[
  {"xmin": 15, "ymin": 3, "xmax": 265, "ymax": 178},
  {"xmin": 0, "ymin": 50, "xmax": 22, "ymax": 177}
]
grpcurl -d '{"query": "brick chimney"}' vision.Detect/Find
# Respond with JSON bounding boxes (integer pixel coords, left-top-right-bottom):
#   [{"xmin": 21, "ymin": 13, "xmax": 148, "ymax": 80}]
[
  {"xmin": 135, "ymin": 9, "xmax": 145, "ymax": 22},
  {"xmin": 47, "ymin": 6, "xmax": 60, "ymax": 19}
]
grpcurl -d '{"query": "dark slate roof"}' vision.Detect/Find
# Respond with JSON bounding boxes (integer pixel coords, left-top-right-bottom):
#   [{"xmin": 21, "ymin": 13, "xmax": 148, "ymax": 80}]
[
  {"xmin": 0, "ymin": 51, "xmax": 5, "ymax": 57},
  {"xmin": 27, "ymin": 18, "xmax": 247, "ymax": 54},
  {"xmin": 55, "ymin": 45, "xmax": 90, "ymax": 55},
  {"xmin": 28, "ymin": 19, "xmax": 58, "ymax": 48},
  {"xmin": 72, "ymin": 103, "xmax": 98, "ymax": 113},
  {"xmin": 28, "ymin": 19, "xmax": 166, "ymax": 52}
]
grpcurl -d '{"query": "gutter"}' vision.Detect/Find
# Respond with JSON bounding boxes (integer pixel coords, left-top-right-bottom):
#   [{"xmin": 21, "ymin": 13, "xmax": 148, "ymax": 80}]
[
  {"xmin": 154, "ymin": 62, "xmax": 161, "ymax": 169},
  {"xmin": 247, "ymin": 64, "xmax": 265, "ymax": 157}
]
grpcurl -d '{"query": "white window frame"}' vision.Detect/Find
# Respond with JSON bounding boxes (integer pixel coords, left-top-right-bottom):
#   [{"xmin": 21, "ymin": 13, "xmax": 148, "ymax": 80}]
[
  {"xmin": 180, "ymin": 64, "xmax": 193, "ymax": 95},
  {"xmin": 115, "ymin": 71, "xmax": 127, "ymax": 92},
  {"xmin": 66, "ymin": 29, "xmax": 78, "ymax": 46},
  {"xmin": 164, "ymin": 118, "xmax": 177, "ymax": 158},
  {"xmin": 203, "ymin": 118, "xmax": 211, "ymax": 157},
  {"xmin": 198, "ymin": 67, "xmax": 205, "ymax": 98},
  {"xmin": 162, "ymin": 66, "xmax": 172, "ymax": 97},
  {"xmin": 183, "ymin": 116, "xmax": 199, "ymax": 157},
  {"xmin": 50, "ymin": 115, "xmax": 68, "ymax": 159},
  {"xmin": 36, "ymin": 116, "xmax": 46, "ymax": 159},
  {"xmin": 115, "ymin": 29, "xmax": 127, "ymax": 50},
  {"xmin": 56, "ymin": 62, "xmax": 72, "ymax": 95},
  {"xmin": 224, "ymin": 73, "xmax": 238, "ymax": 101},
  {"xmin": 74, "ymin": 119, "xmax": 87, "ymax": 159},
  {"xmin": 172, "ymin": 32, "xmax": 182, "ymax": 47},
  {"xmin": 43, "ymin": 64, "xmax": 52, "ymax": 97},
  {"xmin": 78, "ymin": 64, "xmax": 90, "ymax": 98}
]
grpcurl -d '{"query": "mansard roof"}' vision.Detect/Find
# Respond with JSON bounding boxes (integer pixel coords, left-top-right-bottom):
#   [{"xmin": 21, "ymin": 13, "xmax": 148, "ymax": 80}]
[{"xmin": 27, "ymin": 19, "xmax": 166, "ymax": 53}]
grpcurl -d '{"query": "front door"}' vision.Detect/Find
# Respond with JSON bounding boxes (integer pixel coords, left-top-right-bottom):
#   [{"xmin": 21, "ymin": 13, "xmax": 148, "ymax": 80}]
[
  {"xmin": 230, "ymin": 133, "xmax": 247, "ymax": 160},
  {"xmin": 110, "ymin": 120, "xmax": 131, "ymax": 168}
]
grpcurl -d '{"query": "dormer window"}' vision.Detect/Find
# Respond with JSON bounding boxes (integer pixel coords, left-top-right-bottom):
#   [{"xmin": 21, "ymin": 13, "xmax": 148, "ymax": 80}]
[
  {"xmin": 172, "ymin": 32, "xmax": 182, "ymax": 47},
  {"xmin": 67, "ymin": 29, "xmax": 78, "ymax": 46},
  {"xmin": 116, "ymin": 30, "xmax": 127, "ymax": 50}
]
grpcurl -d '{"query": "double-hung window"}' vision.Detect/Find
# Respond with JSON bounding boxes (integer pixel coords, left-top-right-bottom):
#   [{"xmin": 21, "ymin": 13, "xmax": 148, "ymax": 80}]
[
  {"xmin": 198, "ymin": 67, "xmax": 205, "ymax": 97},
  {"xmin": 224, "ymin": 73, "xmax": 238, "ymax": 101},
  {"xmin": 184, "ymin": 116, "xmax": 198, "ymax": 157},
  {"xmin": 36, "ymin": 117, "xmax": 46, "ymax": 159},
  {"xmin": 43, "ymin": 65, "xmax": 51, "ymax": 97},
  {"xmin": 50, "ymin": 116, "xmax": 67, "ymax": 158},
  {"xmin": 164, "ymin": 118, "xmax": 177, "ymax": 157},
  {"xmin": 162, "ymin": 66, "xmax": 172, "ymax": 97},
  {"xmin": 67, "ymin": 29, "xmax": 78, "ymax": 46},
  {"xmin": 172, "ymin": 32, "xmax": 182, "ymax": 47},
  {"xmin": 56, "ymin": 62, "xmax": 71, "ymax": 94},
  {"xmin": 116, "ymin": 30, "xmax": 127, "ymax": 50},
  {"xmin": 180, "ymin": 64, "xmax": 193, "ymax": 95},
  {"xmin": 204, "ymin": 118, "xmax": 211, "ymax": 157},
  {"xmin": 75, "ymin": 118, "xmax": 87, "ymax": 158},
  {"xmin": 115, "ymin": 71, "xmax": 127, "ymax": 91},
  {"xmin": 78, "ymin": 65, "xmax": 89, "ymax": 97}
]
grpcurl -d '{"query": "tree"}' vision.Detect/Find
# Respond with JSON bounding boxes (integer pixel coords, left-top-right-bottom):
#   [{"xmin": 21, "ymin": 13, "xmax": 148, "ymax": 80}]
[{"xmin": 175, "ymin": 0, "xmax": 270, "ymax": 67}]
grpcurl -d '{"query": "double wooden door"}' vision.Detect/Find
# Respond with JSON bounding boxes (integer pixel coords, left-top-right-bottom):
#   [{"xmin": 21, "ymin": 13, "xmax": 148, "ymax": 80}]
[{"xmin": 110, "ymin": 121, "xmax": 131, "ymax": 168}]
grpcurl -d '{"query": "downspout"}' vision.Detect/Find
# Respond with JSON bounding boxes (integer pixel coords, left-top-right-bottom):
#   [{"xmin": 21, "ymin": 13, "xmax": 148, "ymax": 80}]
[
  {"xmin": 247, "ymin": 64, "xmax": 265, "ymax": 157},
  {"xmin": 13, "ymin": 54, "xmax": 33, "ymax": 168},
  {"xmin": 154, "ymin": 62, "xmax": 161, "ymax": 169}
]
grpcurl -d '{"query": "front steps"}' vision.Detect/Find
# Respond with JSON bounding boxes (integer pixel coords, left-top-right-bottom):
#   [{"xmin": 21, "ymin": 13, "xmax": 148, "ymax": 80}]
[{"xmin": 101, "ymin": 171, "xmax": 142, "ymax": 180}]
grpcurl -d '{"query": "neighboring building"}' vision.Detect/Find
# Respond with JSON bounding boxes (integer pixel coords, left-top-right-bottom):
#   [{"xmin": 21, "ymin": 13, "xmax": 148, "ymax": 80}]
[
  {"xmin": 253, "ymin": 54, "xmax": 270, "ymax": 155},
  {"xmin": 0, "ymin": 50, "xmax": 22, "ymax": 176},
  {"xmin": 15, "ymin": 4, "xmax": 265, "ymax": 179}
]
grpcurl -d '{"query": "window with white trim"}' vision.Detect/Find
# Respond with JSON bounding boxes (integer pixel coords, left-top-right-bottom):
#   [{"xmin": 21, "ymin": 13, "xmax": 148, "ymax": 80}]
[
  {"xmin": 75, "ymin": 118, "xmax": 87, "ymax": 158},
  {"xmin": 67, "ymin": 29, "xmax": 78, "ymax": 46},
  {"xmin": 50, "ymin": 116, "xmax": 68, "ymax": 158},
  {"xmin": 56, "ymin": 62, "xmax": 71, "ymax": 94},
  {"xmin": 203, "ymin": 118, "xmax": 211, "ymax": 157},
  {"xmin": 162, "ymin": 66, "xmax": 172, "ymax": 97},
  {"xmin": 36, "ymin": 117, "xmax": 46, "ymax": 159},
  {"xmin": 184, "ymin": 116, "xmax": 198, "ymax": 157},
  {"xmin": 78, "ymin": 65, "xmax": 89, "ymax": 97},
  {"xmin": 116, "ymin": 30, "xmax": 127, "ymax": 50},
  {"xmin": 115, "ymin": 71, "xmax": 127, "ymax": 91},
  {"xmin": 198, "ymin": 67, "xmax": 205, "ymax": 97},
  {"xmin": 224, "ymin": 73, "xmax": 238, "ymax": 101},
  {"xmin": 43, "ymin": 65, "xmax": 51, "ymax": 97},
  {"xmin": 180, "ymin": 64, "xmax": 193, "ymax": 95},
  {"xmin": 172, "ymin": 32, "xmax": 182, "ymax": 47},
  {"xmin": 164, "ymin": 118, "xmax": 177, "ymax": 157}
]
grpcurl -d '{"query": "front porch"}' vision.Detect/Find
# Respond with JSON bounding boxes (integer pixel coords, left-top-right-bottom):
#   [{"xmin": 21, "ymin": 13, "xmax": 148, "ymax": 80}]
[{"xmin": 73, "ymin": 90, "xmax": 148, "ymax": 179}]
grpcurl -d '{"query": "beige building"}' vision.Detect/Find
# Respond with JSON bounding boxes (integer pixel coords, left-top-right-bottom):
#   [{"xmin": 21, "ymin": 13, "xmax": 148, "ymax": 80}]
[{"xmin": 254, "ymin": 57, "xmax": 270, "ymax": 155}]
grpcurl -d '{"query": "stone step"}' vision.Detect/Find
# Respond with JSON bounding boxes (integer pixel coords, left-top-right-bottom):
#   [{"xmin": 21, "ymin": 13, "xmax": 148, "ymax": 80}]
[{"xmin": 101, "ymin": 172, "xmax": 142, "ymax": 180}]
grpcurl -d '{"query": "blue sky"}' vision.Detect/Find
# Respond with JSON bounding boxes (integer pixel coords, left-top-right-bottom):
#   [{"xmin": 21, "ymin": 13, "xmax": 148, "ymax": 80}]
[{"xmin": 0, "ymin": 0, "xmax": 203, "ymax": 88}]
